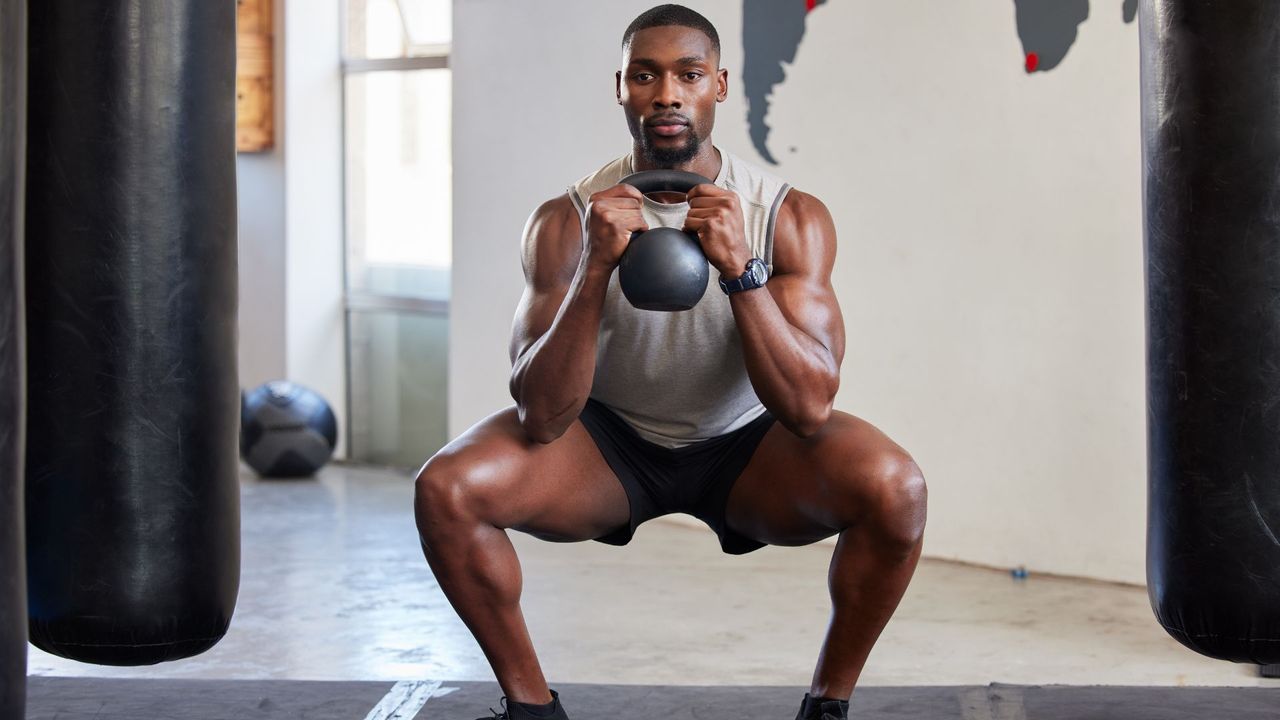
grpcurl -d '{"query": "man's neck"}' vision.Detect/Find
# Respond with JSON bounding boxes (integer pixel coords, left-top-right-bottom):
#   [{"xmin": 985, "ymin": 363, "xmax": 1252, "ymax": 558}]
[{"xmin": 631, "ymin": 143, "xmax": 722, "ymax": 183}]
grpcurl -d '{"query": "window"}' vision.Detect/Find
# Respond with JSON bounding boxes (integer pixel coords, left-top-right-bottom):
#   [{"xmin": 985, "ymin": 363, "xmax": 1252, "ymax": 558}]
[{"xmin": 342, "ymin": 0, "xmax": 451, "ymax": 467}]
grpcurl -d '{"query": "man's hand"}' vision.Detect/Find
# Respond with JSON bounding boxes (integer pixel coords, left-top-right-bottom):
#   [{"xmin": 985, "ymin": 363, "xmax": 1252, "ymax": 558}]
[
  {"xmin": 584, "ymin": 184, "xmax": 649, "ymax": 272},
  {"xmin": 683, "ymin": 183, "xmax": 752, "ymax": 278}
]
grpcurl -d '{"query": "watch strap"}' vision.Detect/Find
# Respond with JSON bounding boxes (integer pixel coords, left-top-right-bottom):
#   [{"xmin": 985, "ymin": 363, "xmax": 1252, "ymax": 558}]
[{"xmin": 719, "ymin": 258, "xmax": 767, "ymax": 295}]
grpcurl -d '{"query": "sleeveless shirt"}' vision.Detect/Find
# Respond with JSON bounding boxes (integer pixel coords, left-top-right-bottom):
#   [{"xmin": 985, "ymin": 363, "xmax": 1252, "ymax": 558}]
[{"xmin": 566, "ymin": 146, "xmax": 792, "ymax": 448}]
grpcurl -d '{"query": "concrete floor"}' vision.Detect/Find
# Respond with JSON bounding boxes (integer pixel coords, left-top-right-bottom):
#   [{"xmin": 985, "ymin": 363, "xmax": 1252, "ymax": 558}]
[{"xmin": 27, "ymin": 464, "xmax": 1276, "ymax": 688}]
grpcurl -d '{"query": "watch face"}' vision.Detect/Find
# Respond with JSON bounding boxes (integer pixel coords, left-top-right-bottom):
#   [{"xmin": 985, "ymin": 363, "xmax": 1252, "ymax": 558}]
[{"xmin": 750, "ymin": 260, "xmax": 768, "ymax": 285}]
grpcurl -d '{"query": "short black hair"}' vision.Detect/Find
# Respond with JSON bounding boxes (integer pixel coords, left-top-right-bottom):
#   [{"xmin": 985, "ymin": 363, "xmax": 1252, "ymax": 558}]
[{"xmin": 622, "ymin": 4, "xmax": 721, "ymax": 60}]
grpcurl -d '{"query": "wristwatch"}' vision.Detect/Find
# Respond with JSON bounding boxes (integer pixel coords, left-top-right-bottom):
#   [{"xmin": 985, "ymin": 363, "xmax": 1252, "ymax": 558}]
[{"xmin": 719, "ymin": 257, "xmax": 769, "ymax": 295}]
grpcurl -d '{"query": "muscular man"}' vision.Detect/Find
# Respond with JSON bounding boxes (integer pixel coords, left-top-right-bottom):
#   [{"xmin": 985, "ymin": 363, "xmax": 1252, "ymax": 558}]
[{"xmin": 414, "ymin": 6, "xmax": 927, "ymax": 719}]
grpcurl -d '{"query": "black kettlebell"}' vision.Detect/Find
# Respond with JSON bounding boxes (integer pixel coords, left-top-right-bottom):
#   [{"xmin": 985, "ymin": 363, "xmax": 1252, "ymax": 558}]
[{"xmin": 617, "ymin": 170, "xmax": 714, "ymax": 311}]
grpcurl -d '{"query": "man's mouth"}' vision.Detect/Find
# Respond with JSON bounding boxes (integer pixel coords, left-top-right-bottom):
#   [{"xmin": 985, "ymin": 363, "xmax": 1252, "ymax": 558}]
[{"xmin": 649, "ymin": 118, "xmax": 689, "ymax": 137}]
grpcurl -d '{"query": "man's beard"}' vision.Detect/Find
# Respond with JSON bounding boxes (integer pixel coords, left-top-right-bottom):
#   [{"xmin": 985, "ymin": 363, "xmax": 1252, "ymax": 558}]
[{"xmin": 631, "ymin": 118, "xmax": 703, "ymax": 167}]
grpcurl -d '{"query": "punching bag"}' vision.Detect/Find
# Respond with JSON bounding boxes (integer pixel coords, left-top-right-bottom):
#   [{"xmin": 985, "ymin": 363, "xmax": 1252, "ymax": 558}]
[
  {"xmin": 24, "ymin": 1, "xmax": 240, "ymax": 665},
  {"xmin": 1142, "ymin": 0, "xmax": 1280, "ymax": 664},
  {"xmin": 1, "ymin": 0, "xmax": 27, "ymax": 712}
]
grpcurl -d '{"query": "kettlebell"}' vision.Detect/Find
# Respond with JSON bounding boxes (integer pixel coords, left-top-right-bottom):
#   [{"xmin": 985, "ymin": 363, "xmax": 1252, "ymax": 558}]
[{"xmin": 617, "ymin": 170, "xmax": 714, "ymax": 311}]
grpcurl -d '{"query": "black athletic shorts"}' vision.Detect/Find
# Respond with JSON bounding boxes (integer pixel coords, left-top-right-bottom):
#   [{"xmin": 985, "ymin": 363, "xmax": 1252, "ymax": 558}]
[{"xmin": 577, "ymin": 397, "xmax": 777, "ymax": 555}]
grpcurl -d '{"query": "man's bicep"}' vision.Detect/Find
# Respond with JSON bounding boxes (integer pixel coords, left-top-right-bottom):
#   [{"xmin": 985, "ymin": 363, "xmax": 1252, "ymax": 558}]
[{"xmin": 508, "ymin": 195, "xmax": 583, "ymax": 366}]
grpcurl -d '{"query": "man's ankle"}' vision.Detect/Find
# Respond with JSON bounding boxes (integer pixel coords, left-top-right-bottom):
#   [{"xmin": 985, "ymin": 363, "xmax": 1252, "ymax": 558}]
[
  {"xmin": 509, "ymin": 688, "xmax": 566, "ymax": 720},
  {"xmin": 799, "ymin": 692, "xmax": 850, "ymax": 720}
]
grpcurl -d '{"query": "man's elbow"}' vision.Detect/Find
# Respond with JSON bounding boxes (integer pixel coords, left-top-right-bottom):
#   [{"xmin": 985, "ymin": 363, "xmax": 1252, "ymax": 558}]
[
  {"xmin": 517, "ymin": 407, "xmax": 571, "ymax": 444},
  {"xmin": 783, "ymin": 394, "xmax": 835, "ymax": 438},
  {"xmin": 785, "ymin": 411, "xmax": 829, "ymax": 439}
]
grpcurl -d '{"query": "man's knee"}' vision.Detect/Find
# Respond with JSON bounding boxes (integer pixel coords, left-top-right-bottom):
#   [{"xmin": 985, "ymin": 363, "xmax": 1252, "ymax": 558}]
[
  {"xmin": 414, "ymin": 449, "xmax": 501, "ymax": 537},
  {"xmin": 848, "ymin": 452, "xmax": 928, "ymax": 554}
]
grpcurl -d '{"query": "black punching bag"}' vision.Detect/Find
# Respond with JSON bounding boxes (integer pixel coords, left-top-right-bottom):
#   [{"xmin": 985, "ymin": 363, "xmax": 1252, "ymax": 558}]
[
  {"xmin": 1142, "ymin": 0, "xmax": 1280, "ymax": 664},
  {"xmin": 24, "ymin": 1, "xmax": 240, "ymax": 665},
  {"xmin": 1, "ymin": 0, "xmax": 27, "ymax": 712}
]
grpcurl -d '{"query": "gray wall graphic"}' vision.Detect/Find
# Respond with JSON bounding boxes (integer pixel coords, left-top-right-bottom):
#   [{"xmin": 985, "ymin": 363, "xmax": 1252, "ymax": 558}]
[
  {"xmin": 741, "ymin": 1, "xmax": 1138, "ymax": 164},
  {"xmin": 1014, "ymin": 0, "xmax": 1090, "ymax": 72},
  {"xmin": 1015, "ymin": 1, "xmax": 1138, "ymax": 73},
  {"xmin": 742, "ymin": 0, "xmax": 828, "ymax": 165}
]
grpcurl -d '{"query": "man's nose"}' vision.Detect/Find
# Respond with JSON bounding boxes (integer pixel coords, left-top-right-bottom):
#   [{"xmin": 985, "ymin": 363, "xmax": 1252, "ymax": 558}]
[{"xmin": 653, "ymin": 75, "xmax": 682, "ymax": 108}]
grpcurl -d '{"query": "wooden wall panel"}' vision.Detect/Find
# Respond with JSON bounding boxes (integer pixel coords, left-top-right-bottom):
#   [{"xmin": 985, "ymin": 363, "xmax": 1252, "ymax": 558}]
[{"xmin": 236, "ymin": 0, "xmax": 274, "ymax": 152}]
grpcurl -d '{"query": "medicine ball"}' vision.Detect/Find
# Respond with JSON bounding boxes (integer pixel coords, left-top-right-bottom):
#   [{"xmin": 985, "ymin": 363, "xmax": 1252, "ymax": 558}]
[{"xmin": 240, "ymin": 380, "xmax": 338, "ymax": 478}]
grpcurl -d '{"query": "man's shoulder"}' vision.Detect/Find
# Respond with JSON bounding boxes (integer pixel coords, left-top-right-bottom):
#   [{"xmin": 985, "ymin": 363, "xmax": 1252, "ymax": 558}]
[
  {"xmin": 526, "ymin": 193, "xmax": 580, "ymax": 237},
  {"xmin": 775, "ymin": 187, "xmax": 834, "ymax": 242},
  {"xmin": 778, "ymin": 184, "xmax": 829, "ymax": 214}
]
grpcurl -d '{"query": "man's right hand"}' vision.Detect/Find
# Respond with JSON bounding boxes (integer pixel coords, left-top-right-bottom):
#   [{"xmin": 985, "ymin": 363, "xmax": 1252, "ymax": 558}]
[{"xmin": 584, "ymin": 183, "xmax": 648, "ymax": 271}]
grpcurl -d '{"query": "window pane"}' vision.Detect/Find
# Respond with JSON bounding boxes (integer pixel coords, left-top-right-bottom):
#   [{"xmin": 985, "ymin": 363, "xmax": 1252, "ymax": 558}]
[
  {"xmin": 347, "ymin": 310, "xmax": 449, "ymax": 467},
  {"xmin": 345, "ymin": 0, "xmax": 450, "ymax": 59},
  {"xmin": 344, "ymin": 69, "xmax": 451, "ymax": 299}
]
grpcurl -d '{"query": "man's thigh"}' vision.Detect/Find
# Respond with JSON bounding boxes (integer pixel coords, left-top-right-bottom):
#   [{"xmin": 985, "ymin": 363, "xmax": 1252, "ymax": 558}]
[
  {"xmin": 420, "ymin": 405, "xmax": 631, "ymax": 543},
  {"xmin": 723, "ymin": 410, "xmax": 918, "ymax": 547}
]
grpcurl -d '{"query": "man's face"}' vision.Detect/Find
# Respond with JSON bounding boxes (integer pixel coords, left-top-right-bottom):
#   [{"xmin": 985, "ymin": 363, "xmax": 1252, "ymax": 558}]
[{"xmin": 617, "ymin": 25, "xmax": 728, "ymax": 167}]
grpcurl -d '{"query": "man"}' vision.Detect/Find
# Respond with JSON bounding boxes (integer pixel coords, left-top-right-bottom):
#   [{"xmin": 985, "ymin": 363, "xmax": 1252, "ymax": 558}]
[{"xmin": 414, "ymin": 5, "xmax": 927, "ymax": 719}]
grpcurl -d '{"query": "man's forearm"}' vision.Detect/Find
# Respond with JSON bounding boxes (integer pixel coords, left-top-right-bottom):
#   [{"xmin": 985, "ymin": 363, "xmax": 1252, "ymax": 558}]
[
  {"xmin": 510, "ymin": 259, "xmax": 614, "ymax": 443},
  {"xmin": 729, "ymin": 288, "xmax": 839, "ymax": 436}
]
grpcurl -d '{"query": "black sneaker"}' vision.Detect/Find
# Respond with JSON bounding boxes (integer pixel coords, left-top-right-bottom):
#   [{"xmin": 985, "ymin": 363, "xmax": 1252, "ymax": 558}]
[
  {"xmin": 476, "ymin": 689, "xmax": 570, "ymax": 720},
  {"xmin": 795, "ymin": 692, "xmax": 849, "ymax": 720}
]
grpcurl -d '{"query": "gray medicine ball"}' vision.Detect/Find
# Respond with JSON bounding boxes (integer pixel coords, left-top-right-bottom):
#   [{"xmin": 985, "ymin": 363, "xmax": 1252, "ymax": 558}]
[{"xmin": 240, "ymin": 380, "xmax": 338, "ymax": 478}]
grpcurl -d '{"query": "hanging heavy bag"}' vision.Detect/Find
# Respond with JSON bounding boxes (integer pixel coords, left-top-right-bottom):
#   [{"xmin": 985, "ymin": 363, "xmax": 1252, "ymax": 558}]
[
  {"xmin": 1142, "ymin": 0, "xmax": 1280, "ymax": 664},
  {"xmin": 1, "ymin": 0, "xmax": 28, "ymax": 711},
  {"xmin": 24, "ymin": 0, "xmax": 240, "ymax": 665}
]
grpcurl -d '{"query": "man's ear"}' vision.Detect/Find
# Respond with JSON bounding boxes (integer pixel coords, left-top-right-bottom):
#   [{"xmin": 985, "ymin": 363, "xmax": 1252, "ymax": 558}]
[
  {"xmin": 616, "ymin": 70, "xmax": 623, "ymax": 104},
  {"xmin": 716, "ymin": 67, "xmax": 728, "ymax": 102}
]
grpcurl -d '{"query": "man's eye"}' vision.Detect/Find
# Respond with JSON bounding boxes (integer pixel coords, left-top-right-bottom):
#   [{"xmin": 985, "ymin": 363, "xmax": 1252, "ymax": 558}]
[
  {"xmin": 634, "ymin": 73, "xmax": 653, "ymax": 81},
  {"xmin": 684, "ymin": 73, "xmax": 702, "ymax": 80}
]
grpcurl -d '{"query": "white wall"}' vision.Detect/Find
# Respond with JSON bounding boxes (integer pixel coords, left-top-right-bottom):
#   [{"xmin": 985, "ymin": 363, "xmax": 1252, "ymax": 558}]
[
  {"xmin": 237, "ymin": 0, "xmax": 349, "ymax": 458},
  {"xmin": 452, "ymin": 0, "xmax": 1145, "ymax": 583},
  {"xmin": 237, "ymin": 151, "xmax": 286, "ymax": 388},
  {"xmin": 282, "ymin": 0, "xmax": 348, "ymax": 458},
  {"xmin": 236, "ymin": 0, "xmax": 287, "ymax": 390}
]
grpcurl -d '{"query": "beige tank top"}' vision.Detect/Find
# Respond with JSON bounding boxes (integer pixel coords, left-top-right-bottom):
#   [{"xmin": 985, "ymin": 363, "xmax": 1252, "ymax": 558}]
[{"xmin": 567, "ymin": 146, "xmax": 792, "ymax": 448}]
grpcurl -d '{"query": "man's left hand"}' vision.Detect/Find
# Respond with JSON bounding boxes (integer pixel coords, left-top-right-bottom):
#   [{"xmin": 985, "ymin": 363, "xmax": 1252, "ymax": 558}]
[{"xmin": 683, "ymin": 184, "xmax": 752, "ymax": 278}]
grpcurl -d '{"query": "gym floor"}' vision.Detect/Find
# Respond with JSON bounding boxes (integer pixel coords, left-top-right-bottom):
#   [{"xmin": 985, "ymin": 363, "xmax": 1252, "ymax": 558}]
[{"xmin": 26, "ymin": 465, "xmax": 1272, "ymax": 689}]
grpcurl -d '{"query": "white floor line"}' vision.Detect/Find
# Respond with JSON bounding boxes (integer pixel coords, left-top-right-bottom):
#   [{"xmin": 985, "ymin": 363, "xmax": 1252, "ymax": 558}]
[{"xmin": 365, "ymin": 680, "xmax": 459, "ymax": 720}]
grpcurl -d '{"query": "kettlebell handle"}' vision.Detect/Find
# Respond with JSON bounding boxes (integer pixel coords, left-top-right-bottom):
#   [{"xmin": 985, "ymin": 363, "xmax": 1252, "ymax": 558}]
[{"xmin": 619, "ymin": 170, "xmax": 714, "ymax": 196}]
